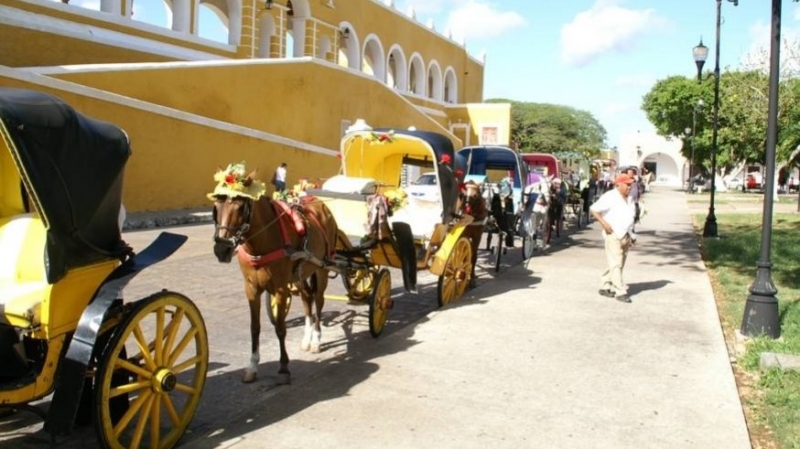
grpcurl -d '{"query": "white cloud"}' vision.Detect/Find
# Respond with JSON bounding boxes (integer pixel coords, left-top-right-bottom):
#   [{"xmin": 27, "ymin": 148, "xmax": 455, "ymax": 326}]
[
  {"xmin": 395, "ymin": 0, "xmax": 525, "ymax": 43},
  {"xmin": 603, "ymin": 101, "xmax": 639, "ymax": 116},
  {"xmin": 738, "ymin": 13, "xmax": 800, "ymax": 77},
  {"xmin": 560, "ymin": 1, "xmax": 670, "ymax": 67},
  {"xmin": 444, "ymin": 1, "xmax": 526, "ymax": 42}
]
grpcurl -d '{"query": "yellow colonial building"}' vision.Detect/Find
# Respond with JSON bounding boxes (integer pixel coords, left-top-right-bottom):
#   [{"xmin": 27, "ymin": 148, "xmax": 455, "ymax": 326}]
[{"xmin": 0, "ymin": 0, "xmax": 510, "ymax": 212}]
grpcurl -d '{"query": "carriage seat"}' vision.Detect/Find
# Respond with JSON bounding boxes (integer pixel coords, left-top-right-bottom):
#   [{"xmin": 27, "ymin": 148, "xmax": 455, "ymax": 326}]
[
  {"xmin": 321, "ymin": 175, "xmax": 378, "ymax": 195},
  {"xmin": 390, "ymin": 196, "xmax": 443, "ymax": 239},
  {"xmin": 0, "ymin": 214, "xmax": 48, "ymax": 328}
]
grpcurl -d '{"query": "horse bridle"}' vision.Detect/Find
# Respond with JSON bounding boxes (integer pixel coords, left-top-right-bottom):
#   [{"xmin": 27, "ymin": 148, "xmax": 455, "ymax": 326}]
[{"xmin": 213, "ymin": 197, "xmax": 252, "ymax": 248}]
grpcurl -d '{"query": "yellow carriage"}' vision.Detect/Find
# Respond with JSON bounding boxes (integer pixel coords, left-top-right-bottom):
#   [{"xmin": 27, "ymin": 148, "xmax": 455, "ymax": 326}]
[
  {"xmin": 310, "ymin": 123, "xmax": 474, "ymax": 337},
  {"xmin": 0, "ymin": 89, "xmax": 208, "ymax": 448}
]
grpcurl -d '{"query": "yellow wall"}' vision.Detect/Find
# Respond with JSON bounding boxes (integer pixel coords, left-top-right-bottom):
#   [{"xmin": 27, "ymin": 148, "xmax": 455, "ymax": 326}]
[
  {"xmin": 447, "ymin": 104, "xmax": 511, "ymax": 147},
  {"xmin": 0, "ymin": 74, "xmax": 337, "ymax": 212},
  {"xmin": 47, "ymin": 59, "xmax": 459, "ymax": 154}
]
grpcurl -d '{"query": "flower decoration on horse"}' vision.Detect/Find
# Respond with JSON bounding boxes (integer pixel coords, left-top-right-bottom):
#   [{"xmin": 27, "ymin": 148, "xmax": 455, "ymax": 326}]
[{"xmin": 207, "ymin": 161, "xmax": 266, "ymax": 201}]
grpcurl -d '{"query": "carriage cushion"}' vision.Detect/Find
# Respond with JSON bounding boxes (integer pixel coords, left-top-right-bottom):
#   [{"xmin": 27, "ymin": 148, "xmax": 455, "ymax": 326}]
[
  {"xmin": 322, "ymin": 175, "xmax": 378, "ymax": 195},
  {"xmin": 389, "ymin": 196, "xmax": 443, "ymax": 239},
  {"xmin": 0, "ymin": 214, "xmax": 48, "ymax": 327}
]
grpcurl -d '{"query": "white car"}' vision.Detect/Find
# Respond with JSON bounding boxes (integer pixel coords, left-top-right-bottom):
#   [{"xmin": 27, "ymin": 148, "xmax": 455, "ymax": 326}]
[{"xmin": 405, "ymin": 172, "xmax": 440, "ymax": 203}]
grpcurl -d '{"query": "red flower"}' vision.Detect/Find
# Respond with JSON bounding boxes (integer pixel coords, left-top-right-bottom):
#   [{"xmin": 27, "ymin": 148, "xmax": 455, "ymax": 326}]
[
  {"xmin": 458, "ymin": 182, "xmax": 466, "ymax": 191},
  {"xmin": 379, "ymin": 134, "xmax": 389, "ymax": 142},
  {"xmin": 455, "ymin": 169, "xmax": 464, "ymax": 179},
  {"xmin": 225, "ymin": 174, "xmax": 236, "ymax": 184},
  {"xmin": 337, "ymin": 153, "xmax": 343, "ymax": 159},
  {"xmin": 439, "ymin": 154, "xmax": 451, "ymax": 165}
]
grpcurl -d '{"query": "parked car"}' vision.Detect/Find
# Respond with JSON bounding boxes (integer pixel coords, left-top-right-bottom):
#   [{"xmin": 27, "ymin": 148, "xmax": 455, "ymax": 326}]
[
  {"xmin": 745, "ymin": 174, "xmax": 762, "ymax": 191},
  {"xmin": 405, "ymin": 172, "xmax": 441, "ymax": 203}
]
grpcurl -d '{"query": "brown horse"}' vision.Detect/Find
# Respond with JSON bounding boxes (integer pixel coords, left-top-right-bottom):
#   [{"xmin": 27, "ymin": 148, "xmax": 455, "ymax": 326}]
[
  {"xmin": 457, "ymin": 181, "xmax": 488, "ymax": 286},
  {"xmin": 211, "ymin": 170, "xmax": 338, "ymax": 385}
]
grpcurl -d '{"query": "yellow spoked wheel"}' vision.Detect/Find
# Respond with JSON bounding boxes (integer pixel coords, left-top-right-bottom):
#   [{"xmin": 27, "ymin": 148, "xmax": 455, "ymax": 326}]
[
  {"xmin": 342, "ymin": 267, "xmax": 375, "ymax": 302},
  {"xmin": 94, "ymin": 292, "xmax": 208, "ymax": 449},
  {"xmin": 268, "ymin": 294, "xmax": 292, "ymax": 326},
  {"xmin": 368, "ymin": 268, "xmax": 392, "ymax": 338},
  {"xmin": 437, "ymin": 237, "xmax": 473, "ymax": 308}
]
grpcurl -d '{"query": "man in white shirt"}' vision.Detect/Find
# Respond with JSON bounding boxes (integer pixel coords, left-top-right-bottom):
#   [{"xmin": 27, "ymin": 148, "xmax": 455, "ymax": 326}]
[
  {"xmin": 589, "ymin": 173, "xmax": 637, "ymax": 303},
  {"xmin": 274, "ymin": 162, "xmax": 287, "ymax": 192}
]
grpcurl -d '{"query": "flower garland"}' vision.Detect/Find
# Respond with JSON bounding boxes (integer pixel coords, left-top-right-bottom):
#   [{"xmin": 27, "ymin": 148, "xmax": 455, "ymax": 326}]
[{"xmin": 366, "ymin": 130, "xmax": 396, "ymax": 144}]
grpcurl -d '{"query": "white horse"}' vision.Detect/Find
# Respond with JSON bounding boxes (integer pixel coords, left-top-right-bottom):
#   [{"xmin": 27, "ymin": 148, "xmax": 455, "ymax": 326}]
[{"xmin": 522, "ymin": 176, "xmax": 551, "ymax": 247}]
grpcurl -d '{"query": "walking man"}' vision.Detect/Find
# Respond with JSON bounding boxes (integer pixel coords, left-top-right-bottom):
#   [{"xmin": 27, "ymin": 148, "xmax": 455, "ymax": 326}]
[{"xmin": 589, "ymin": 173, "xmax": 637, "ymax": 303}]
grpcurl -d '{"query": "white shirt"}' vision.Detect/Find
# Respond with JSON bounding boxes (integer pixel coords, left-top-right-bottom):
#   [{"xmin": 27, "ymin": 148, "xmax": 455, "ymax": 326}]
[
  {"xmin": 590, "ymin": 188, "xmax": 636, "ymax": 239},
  {"xmin": 276, "ymin": 166, "xmax": 287, "ymax": 182}
]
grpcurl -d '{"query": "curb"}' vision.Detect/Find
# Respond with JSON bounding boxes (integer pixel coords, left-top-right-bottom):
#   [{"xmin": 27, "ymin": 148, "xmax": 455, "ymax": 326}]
[{"xmin": 123, "ymin": 208, "xmax": 213, "ymax": 231}]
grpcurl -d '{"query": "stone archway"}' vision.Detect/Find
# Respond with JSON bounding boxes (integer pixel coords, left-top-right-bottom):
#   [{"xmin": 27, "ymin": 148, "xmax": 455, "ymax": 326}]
[{"xmin": 640, "ymin": 151, "xmax": 683, "ymax": 187}]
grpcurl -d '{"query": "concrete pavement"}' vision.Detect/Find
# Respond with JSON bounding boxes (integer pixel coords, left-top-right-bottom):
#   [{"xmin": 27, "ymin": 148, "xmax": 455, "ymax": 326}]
[{"xmin": 163, "ymin": 187, "xmax": 751, "ymax": 449}]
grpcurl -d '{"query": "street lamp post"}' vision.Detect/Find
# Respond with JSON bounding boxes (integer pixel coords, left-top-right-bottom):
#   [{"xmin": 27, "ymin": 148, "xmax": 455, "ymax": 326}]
[
  {"xmin": 741, "ymin": 0, "xmax": 781, "ymax": 338},
  {"xmin": 693, "ymin": 0, "xmax": 737, "ymax": 238},
  {"xmin": 685, "ymin": 127, "xmax": 693, "ymax": 192}
]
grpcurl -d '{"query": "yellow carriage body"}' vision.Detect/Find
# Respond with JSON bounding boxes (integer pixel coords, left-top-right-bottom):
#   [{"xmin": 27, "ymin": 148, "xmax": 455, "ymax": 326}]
[
  {"xmin": 311, "ymin": 124, "xmax": 474, "ymax": 313},
  {"xmin": 0, "ymin": 88, "xmax": 207, "ymax": 449}
]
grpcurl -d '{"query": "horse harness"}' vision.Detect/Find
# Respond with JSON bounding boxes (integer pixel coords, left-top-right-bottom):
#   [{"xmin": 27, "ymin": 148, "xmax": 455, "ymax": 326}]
[{"xmin": 215, "ymin": 196, "xmax": 333, "ymax": 270}]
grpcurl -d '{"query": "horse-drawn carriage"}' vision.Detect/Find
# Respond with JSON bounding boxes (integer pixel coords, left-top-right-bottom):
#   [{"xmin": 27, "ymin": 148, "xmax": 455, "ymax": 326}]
[
  {"xmin": 518, "ymin": 152, "xmax": 568, "ymax": 250},
  {"xmin": 317, "ymin": 124, "xmax": 475, "ymax": 320},
  {"xmin": 455, "ymin": 145, "xmax": 528, "ymax": 271},
  {"xmin": 0, "ymin": 88, "xmax": 208, "ymax": 448}
]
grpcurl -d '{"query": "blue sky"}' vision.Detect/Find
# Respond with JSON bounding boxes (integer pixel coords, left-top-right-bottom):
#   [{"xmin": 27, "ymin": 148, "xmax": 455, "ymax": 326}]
[
  {"xmin": 393, "ymin": 0, "xmax": 800, "ymax": 148},
  {"xmin": 62, "ymin": 0, "xmax": 800, "ymax": 148}
]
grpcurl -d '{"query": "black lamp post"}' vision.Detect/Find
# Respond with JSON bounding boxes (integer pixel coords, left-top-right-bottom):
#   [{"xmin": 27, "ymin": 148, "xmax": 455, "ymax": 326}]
[
  {"xmin": 741, "ymin": 0, "xmax": 781, "ymax": 338},
  {"xmin": 693, "ymin": 0, "xmax": 737, "ymax": 238},
  {"xmin": 685, "ymin": 126, "xmax": 693, "ymax": 192}
]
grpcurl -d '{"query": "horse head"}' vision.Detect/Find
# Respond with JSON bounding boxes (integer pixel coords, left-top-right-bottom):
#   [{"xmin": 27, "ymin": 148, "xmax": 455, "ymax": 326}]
[
  {"xmin": 209, "ymin": 168, "xmax": 261, "ymax": 263},
  {"xmin": 460, "ymin": 181, "xmax": 487, "ymax": 220},
  {"xmin": 212, "ymin": 195, "xmax": 253, "ymax": 263}
]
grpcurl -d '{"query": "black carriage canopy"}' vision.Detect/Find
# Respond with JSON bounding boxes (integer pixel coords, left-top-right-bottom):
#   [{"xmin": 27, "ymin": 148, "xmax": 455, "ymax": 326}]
[
  {"xmin": 373, "ymin": 128, "xmax": 461, "ymax": 219},
  {"xmin": 0, "ymin": 88, "xmax": 131, "ymax": 283},
  {"xmin": 455, "ymin": 145, "xmax": 528, "ymax": 188}
]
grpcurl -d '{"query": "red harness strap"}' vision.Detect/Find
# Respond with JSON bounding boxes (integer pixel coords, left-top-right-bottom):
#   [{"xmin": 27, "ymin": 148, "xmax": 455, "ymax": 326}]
[
  {"xmin": 238, "ymin": 197, "xmax": 333, "ymax": 268},
  {"xmin": 238, "ymin": 245, "xmax": 286, "ymax": 268}
]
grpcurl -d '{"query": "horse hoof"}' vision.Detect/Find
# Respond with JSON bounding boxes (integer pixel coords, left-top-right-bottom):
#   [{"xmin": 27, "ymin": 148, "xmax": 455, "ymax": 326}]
[
  {"xmin": 310, "ymin": 344, "xmax": 321, "ymax": 354},
  {"xmin": 300, "ymin": 342, "xmax": 311, "ymax": 352},
  {"xmin": 276, "ymin": 372, "xmax": 291, "ymax": 385},
  {"xmin": 242, "ymin": 371, "xmax": 258, "ymax": 384}
]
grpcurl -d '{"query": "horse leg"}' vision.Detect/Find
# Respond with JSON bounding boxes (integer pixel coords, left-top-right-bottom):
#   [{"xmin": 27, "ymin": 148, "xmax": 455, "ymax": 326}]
[
  {"xmin": 243, "ymin": 290, "xmax": 261, "ymax": 384},
  {"xmin": 273, "ymin": 288, "xmax": 291, "ymax": 385},
  {"xmin": 310, "ymin": 271, "xmax": 327, "ymax": 354},
  {"xmin": 299, "ymin": 280, "xmax": 314, "ymax": 352}
]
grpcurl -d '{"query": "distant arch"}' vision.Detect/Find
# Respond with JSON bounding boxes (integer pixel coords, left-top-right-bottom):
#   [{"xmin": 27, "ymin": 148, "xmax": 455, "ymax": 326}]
[
  {"xmin": 443, "ymin": 66, "xmax": 457, "ymax": 103},
  {"xmin": 386, "ymin": 45, "xmax": 408, "ymax": 90},
  {"xmin": 338, "ymin": 21, "xmax": 360, "ymax": 69},
  {"xmin": 427, "ymin": 60, "xmax": 443, "ymax": 101},
  {"xmin": 408, "ymin": 52, "xmax": 425, "ymax": 96},
  {"xmin": 362, "ymin": 34, "xmax": 386, "ymax": 81}
]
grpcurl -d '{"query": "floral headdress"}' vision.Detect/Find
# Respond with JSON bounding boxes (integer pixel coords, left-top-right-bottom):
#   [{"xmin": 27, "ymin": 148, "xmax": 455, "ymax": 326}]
[{"xmin": 207, "ymin": 162, "xmax": 266, "ymax": 201}]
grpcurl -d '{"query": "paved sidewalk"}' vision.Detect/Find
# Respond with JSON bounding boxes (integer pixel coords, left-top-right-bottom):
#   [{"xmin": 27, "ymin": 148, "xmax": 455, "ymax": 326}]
[{"xmin": 156, "ymin": 187, "xmax": 748, "ymax": 449}]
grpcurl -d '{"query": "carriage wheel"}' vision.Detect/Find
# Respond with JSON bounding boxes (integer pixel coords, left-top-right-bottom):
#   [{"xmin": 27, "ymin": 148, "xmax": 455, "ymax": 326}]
[
  {"xmin": 493, "ymin": 232, "xmax": 504, "ymax": 273},
  {"xmin": 342, "ymin": 267, "xmax": 376, "ymax": 303},
  {"xmin": 94, "ymin": 292, "xmax": 208, "ymax": 449},
  {"xmin": 268, "ymin": 294, "xmax": 292, "ymax": 326},
  {"xmin": 437, "ymin": 237, "xmax": 473, "ymax": 307},
  {"xmin": 368, "ymin": 269, "xmax": 392, "ymax": 338},
  {"xmin": 521, "ymin": 215, "xmax": 536, "ymax": 260},
  {"xmin": 522, "ymin": 234, "xmax": 536, "ymax": 260}
]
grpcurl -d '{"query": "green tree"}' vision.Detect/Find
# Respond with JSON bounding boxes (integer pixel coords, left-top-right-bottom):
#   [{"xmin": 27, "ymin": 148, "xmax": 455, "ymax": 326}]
[{"xmin": 486, "ymin": 99, "xmax": 607, "ymax": 158}]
